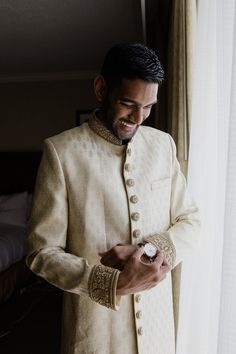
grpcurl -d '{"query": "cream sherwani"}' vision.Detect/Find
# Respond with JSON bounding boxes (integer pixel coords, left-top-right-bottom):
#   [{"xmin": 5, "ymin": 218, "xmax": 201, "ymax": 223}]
[{"xmin": 26, "ymin": 115, "xmax": 200, "ymax": 354}]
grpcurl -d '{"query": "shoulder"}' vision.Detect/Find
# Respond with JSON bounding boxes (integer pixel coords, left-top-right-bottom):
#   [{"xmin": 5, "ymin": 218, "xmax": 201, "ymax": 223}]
[
  {"xmin": 139, "ymin": 125, "xmax": 169, "ymax": 138},
  {"xmin": 48, "ymin": 123, "xmax": 89, "ymax": 144},
  {"xmin": 44, "ymin": 123, "xmax": 92, "ymax": 153},
  {"xmin": 138, "ymin": 125, "xmax": 173, "ymax": 146},
  {"xmin": 134, "ymin": 126, "xmax": 176, "ymax": 159}
]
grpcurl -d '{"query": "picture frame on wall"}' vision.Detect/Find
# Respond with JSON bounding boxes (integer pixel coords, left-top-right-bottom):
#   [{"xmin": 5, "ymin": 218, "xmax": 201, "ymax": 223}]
[{"xmin": 76, "ymin": 110, "xmax": 93, "ymax": 126}]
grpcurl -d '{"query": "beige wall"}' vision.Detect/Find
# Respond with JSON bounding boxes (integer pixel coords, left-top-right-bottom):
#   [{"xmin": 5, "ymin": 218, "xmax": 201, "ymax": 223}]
[{"xmin": 0, "ymin": 79, "xmax": 97, "ymax": 151}]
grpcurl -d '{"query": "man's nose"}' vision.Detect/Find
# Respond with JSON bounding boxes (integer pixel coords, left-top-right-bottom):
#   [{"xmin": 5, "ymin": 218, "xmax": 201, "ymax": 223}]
[{"xmin": 131, "ymin": 107, "xmax": 144, "ymax": 125}]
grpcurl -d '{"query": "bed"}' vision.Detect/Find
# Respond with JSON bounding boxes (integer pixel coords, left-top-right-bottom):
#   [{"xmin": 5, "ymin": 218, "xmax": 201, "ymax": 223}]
[
  {"xmin": 0, "ymin": 151, "xmax": 42, "ymax": 303},
  {"xmin": 0, "ymin": 151, "xmax": 62, "ymax": 354}
]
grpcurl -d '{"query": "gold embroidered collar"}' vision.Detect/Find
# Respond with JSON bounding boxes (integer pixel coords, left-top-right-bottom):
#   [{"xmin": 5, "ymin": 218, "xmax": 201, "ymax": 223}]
[{"xmin": 88, "ymin": 110, "xmax": 123, "ymax": 146}]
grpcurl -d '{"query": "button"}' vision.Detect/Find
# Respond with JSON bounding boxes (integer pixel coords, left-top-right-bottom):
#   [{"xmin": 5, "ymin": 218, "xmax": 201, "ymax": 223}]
[
  {"xmin": 136, "ymin": 311, "xmax": 142, "ymax": 319},
  {"xmin": 137, "ymin": 327, "xmax": 143, "ymax": 336},
  {"xmin": 126, "ymin": 179, "xmax": 135, "ymax": 187},
  {"xmin": 130, "ymin": 195, "xmax": 138, "ymax": 203},
  {"xmin": 125, "ymin": 163, "xmax": 132, "ymax": 172},
  {"xmin": 131, "ymin": 212, "xmax": 140, "ymax": 221},
  {"xmin": 135, "ymin": 294, "xmax": 141, "ymax": 303},
  {"xmin": 133, "ymin": 229, "xmax": 141, "ymax": 238},
  {"xmin": 127, "ymin": 148, "xmax": 132, "ymax": 156}
]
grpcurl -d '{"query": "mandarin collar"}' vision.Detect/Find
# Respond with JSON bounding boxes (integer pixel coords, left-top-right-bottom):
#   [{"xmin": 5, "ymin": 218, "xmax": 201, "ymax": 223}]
[{"xmin": 88, "ymin": 109, "xmax": 124, "ymax": 146}]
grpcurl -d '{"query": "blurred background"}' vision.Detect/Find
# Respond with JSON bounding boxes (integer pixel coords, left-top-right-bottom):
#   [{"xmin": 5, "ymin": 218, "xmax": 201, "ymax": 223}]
[{"xmin": 0, "ymin": 0, "xmax": 171, "ymax": 151}]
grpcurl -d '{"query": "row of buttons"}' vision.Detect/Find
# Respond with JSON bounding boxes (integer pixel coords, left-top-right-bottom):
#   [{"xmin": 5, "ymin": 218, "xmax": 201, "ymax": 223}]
[
  {"xmin": 126, "ymin": 178, "xmax": 135, "ymax": 187},
  {"xmin": 131, "ymin": 212, "xmax": 140, "ymax": 221},
  {"xmin": 125, "ymin": 147, "xmax": 143, "ymax": 337},
  {"xmin": 124, "ymin": 149, "xmax": 141, "ymax": 241},
  {"xmin": 133, "ymin": 229, "xmax": 141, "ymax": 238},
  {"xmin": 135, "ymin": 294, "xmax": 143, "ymax": 336}
]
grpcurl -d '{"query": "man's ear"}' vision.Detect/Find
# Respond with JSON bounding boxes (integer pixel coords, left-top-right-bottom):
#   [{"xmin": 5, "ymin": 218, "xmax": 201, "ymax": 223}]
[{"xmin": 94, "ymin": 75, "xmax": 107, "ymax": 102}]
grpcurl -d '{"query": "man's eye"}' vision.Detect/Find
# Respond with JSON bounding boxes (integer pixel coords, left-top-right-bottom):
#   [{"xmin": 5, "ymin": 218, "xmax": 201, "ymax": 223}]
[{"xmin": 120, "ymin": 102, "xmax": 134, "ymax": 108}]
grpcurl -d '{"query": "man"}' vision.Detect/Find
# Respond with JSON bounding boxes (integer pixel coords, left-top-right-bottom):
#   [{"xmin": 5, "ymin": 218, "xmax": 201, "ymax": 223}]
[{"xmin": 26, "ymin": 43, "xmax": 200, "ymax": 354}]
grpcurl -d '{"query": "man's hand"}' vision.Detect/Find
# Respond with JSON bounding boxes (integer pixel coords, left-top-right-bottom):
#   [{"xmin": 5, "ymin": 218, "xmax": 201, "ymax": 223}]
[
  {"xmin": 116, "ymin": 247, "xmax": 170, "ymax": 295},
  {"xmin": 99, "ymin": 244, "xmax": 138, "ymax": 271}
]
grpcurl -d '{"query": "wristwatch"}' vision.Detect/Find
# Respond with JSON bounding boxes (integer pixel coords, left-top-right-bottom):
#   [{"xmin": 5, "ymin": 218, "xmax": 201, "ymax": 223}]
[{"xmin": 138, "ymin": 242, "xmax": 157, "ymax": 262}]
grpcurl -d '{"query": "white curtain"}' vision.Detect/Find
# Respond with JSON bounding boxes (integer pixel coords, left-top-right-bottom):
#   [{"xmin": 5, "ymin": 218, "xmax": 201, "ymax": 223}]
[{"xmin": 176, "ymin": 1, "xmax": 236, "ymax": 354}]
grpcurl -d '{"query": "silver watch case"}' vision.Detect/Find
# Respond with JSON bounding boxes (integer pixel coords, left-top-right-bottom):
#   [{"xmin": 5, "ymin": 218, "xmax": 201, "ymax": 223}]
[{"xmin": 143, "ymin": 243, "xmax": 157, "ymax": 258}]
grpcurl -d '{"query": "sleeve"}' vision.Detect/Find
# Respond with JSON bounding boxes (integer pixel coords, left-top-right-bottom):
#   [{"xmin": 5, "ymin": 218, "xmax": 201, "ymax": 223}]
[
  {"xmin": 26, "ymin": 139, "xmax": 120, "ymax": 310},
  {"xmin": 144, "ymin": 135, "xmax": 201, "ymax": 269}
]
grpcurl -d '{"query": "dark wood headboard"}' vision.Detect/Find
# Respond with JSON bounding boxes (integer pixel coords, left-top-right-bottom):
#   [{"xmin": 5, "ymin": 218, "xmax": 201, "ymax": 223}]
[{"xmin": 0, "ymin": 151, "xmax": 42, "ymax": 194}]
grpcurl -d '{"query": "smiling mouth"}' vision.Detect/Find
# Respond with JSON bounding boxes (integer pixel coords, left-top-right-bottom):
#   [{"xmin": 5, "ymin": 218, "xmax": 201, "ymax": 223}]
[{"xmin": 120, "ymin": 119, "xmax": 136, "ymax": 129}]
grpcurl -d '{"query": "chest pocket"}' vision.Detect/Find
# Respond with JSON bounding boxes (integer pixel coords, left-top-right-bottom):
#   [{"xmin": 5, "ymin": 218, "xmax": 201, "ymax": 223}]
[
  {"xmin": 148, "ymin": 177, "xmax": 171, "ymax": 231},
  {"xmin": 151, "ymin": 177, "xmax": 171, "ymax": 191}
]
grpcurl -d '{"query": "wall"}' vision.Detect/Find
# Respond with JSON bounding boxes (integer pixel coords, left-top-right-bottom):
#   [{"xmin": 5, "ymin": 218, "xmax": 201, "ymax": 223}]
[{"xmin": 0, "ymin": 79, "xmax": 97, "ymax": 151}]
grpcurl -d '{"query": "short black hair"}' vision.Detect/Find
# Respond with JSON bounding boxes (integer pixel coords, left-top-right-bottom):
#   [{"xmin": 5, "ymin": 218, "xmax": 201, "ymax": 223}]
[{"xmin": 101, "ymin": 43, "xmax": 164, "ymax": 88}]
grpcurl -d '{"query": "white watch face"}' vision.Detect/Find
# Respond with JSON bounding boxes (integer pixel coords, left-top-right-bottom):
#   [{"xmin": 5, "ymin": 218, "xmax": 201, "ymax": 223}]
[{"xmin": 143, "ymin": 243, "xmax": 157, "ymax": 258}]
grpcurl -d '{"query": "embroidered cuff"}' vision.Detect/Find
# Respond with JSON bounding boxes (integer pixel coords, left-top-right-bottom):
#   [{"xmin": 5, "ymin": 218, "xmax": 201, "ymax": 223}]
[
  {"xmin": 145, "ymin": 233, "xmax": 176, "ymax": 268},
  {"xmin": 88, "ymin": 264, "xmax": 120, "ymax": 310}
]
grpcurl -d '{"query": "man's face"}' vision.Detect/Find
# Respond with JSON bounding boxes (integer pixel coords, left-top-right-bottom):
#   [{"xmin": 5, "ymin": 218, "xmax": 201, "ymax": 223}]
[{"xmin": 102, "ymin": 79, "xmax": 159, "ymax": 140}]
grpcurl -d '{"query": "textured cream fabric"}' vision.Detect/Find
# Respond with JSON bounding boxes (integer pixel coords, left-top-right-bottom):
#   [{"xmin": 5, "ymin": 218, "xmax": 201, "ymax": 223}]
[{"xmin": 26, "ymin": 118, "xmax": 200, "ymax": 354}]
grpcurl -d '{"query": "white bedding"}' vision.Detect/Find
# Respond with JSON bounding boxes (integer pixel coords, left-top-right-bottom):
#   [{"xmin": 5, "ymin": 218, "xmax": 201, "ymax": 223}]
[
  {"xmin": 0, "ymin": 192, "xmax": 28, "ymax": 227},
  {"xmin": 0, "ymin": 222, "xmax": 27, "ymax": 273},
  {"xmin": 0, "ymin": 192, "xmax": 32, "ymax": 273}
]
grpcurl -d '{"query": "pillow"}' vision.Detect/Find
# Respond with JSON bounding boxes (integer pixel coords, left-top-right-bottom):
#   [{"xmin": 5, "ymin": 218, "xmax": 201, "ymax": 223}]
[
  {"xmin": 26, "ymin": 193, "xmax": 33, "ymax": 221},
  {"xmin": 0, "ymin": 192, "xmax": 28, "ymax": 227},
  {"xmin": 0, "ymin": 223, "xmax": 27, "ymax": 273}
]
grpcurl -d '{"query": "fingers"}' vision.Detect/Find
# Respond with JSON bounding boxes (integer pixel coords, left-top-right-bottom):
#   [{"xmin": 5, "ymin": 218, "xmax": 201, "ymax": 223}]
[
  {"xmin": 99, "ymin": 245, "xmax": 128, "ymax": 269},
  {"xmin": 98, "ymin": 251, "xmax": 106, "ymax": 257},
  {"xmin": 149, "ymin": 252, "xmax": 170, "ymax": 274},
  {"xmin": 157, "ymin": 256, "xmax": 171, "ymax": 275},
  {"xmin": 99, "ymin": 246, "xmax": 171, "ymax": 278},
  {"xmin": 131, "ymin": 245, "xmax": 145, "ymax": 260},
  {"xmin": 154, "ymin": 252, "xmax": 164, "ymax": 267},
  {"xmin": 161, "ymin": 258, "xmax": 170, "ymax": 272},
  {"xmin": 99, "ymin": 251, "xmax": 114, "ymax": 267}
]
